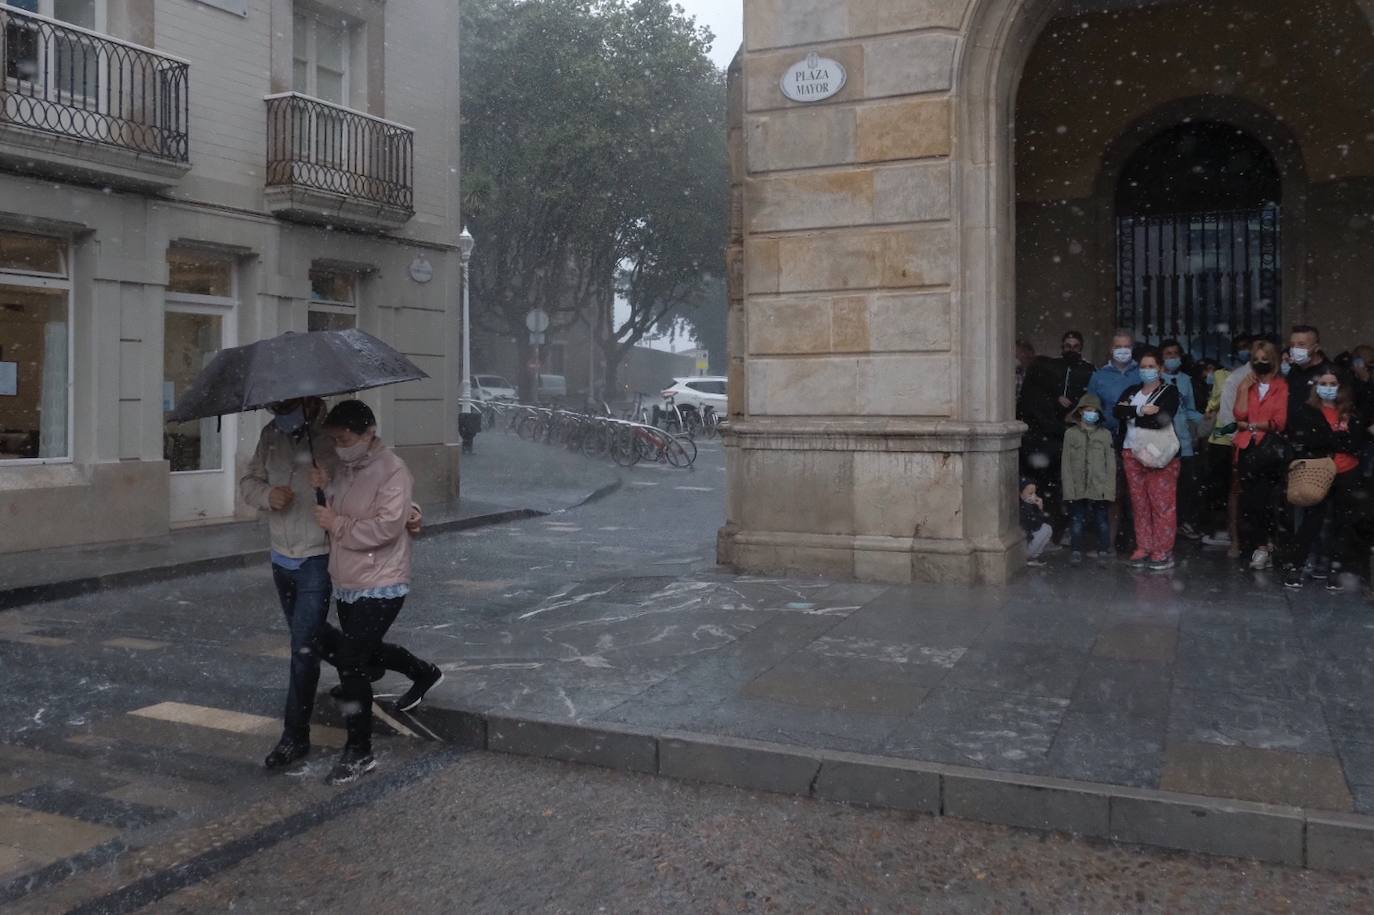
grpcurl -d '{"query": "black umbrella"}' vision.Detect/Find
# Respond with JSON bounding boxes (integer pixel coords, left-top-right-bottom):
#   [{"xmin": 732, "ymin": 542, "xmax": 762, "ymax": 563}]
[{"xmin": 166, "ymin": 329, "xmax": 427, "ymax": 423}]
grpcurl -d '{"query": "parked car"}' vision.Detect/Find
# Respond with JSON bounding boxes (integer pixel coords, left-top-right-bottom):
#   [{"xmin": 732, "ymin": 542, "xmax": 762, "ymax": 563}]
[
  {"xmin": 661, "ymin": 376, "xmax": 728, "ymax": 414},
  {"xmin": 472, "ymin": 374, "xmax": 517, "ymax": 402},
  {"xmin": 536, "ymin": 374, "xmax": 567, "ymax": 403}
]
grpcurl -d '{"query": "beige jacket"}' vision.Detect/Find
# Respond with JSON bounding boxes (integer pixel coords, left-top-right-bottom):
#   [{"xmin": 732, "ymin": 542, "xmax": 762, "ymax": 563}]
[
  {"xmin": 239, "ymin": 416, "xmax": 338, "ymax": 559},
  {"xmin": 323, "ymin": 438, "xmax": 414, "ymax": 592}
]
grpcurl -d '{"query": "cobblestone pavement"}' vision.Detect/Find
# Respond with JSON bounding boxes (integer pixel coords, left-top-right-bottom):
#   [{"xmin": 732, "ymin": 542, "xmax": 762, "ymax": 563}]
[{"xmin": 147, "ymin": 754, "xmax": 1374, "ymax": 914}]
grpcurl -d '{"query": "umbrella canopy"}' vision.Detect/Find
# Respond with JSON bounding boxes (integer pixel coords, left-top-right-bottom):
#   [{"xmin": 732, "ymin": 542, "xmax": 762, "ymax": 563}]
[{"xmin": 166, "ymin": 329, "xmax": 428, "ymax": 422}]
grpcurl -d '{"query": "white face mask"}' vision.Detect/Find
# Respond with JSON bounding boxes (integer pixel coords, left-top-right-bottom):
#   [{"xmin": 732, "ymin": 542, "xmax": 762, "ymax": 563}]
[
  {"xmin": 1291, "ymin": 347, "xmax": 1311, "ymax": 365},
  {"xmin": 272, "ymin": 405, "xmax": 306, "ymax": 434},
  {"xmin": 335, "ymin": 438, "xmax": 371, "ymax": 463},
  {"xmin": 1113, "ymin": 347, "xmax": 1133, "ymax": 365}
]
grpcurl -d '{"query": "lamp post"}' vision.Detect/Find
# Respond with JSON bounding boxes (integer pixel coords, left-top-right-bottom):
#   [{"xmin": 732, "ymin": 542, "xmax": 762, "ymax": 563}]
[{"xmin": 457, "ymin": 227, "xmax": 479, "ymax": 453}]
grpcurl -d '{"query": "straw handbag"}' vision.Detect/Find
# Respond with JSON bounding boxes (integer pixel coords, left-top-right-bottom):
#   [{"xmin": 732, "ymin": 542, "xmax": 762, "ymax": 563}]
[{"xmin": 1287, "ymin": 457, "xmax": 1338, "ymax": 507}]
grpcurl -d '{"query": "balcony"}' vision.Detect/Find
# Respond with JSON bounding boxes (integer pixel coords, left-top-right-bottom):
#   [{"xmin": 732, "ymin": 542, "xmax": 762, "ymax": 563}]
[
  {"xmin": 0, "ymin": 4, "xmax": 190, "ymax": 190},
  {"xmin": 264, "ymin": 92, "xmax": 414, "ymax": 232}
]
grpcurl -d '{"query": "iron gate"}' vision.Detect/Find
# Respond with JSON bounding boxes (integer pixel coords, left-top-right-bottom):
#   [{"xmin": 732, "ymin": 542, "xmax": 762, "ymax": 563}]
[{"xmin": 1116, "ymin": 205, "xmax": 1280, "ymax": 361}]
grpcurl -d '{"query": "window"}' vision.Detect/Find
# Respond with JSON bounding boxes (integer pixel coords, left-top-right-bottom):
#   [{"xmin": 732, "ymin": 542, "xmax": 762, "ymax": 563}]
[
  {"xmin": 292, "ymin": 12, "xmax": 350, "ymax": 105},
  {"xmin": 168, "ymin": 249, "xmax": 234, "ymax": 298},
  {"xmin": 164, "ymin": 248, "xmax": 236, "ymax": 473},
  {"xmin": 686, "ymin": 380, "xmax": 726, "ymax": 395},
  {"xmin": 307, "ymin": 266, "xmax": 356, "ymax": 332},
  {"xmin": 5, "ymin": 1, "xmax": 106, "ymax": 101},
  {"xmin": 0, "ymin": 232, "xmax": 71, "ymax": 463}
]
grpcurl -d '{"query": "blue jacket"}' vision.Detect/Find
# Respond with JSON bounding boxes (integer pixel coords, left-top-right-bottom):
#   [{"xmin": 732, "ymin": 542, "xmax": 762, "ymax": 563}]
[
  {"xmin": 1088, "ymin": 361, "xmax": 1141, "ymax": 434},
  {"xmin": 1164, "ymin": 371, "xmax": 1203, "ymax": 457}
]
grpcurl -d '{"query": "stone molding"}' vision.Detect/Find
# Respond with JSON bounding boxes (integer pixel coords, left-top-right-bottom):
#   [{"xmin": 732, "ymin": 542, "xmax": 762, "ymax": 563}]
[{"xmin": 723, "ymin": 418, "xmax": 1024, "ymax": 453}]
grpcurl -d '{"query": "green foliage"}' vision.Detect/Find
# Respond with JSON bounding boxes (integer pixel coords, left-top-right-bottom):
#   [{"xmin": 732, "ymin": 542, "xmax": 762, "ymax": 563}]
[{"xmin": 461, "ymin": 0, "xmax": 728, "ymax": 396}]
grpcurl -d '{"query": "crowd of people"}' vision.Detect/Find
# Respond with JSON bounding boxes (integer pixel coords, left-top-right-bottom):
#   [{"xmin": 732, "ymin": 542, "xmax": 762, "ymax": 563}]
[{"xmin": 1016, "ymin": 324, "xmax": 1374, "ymax": 590}]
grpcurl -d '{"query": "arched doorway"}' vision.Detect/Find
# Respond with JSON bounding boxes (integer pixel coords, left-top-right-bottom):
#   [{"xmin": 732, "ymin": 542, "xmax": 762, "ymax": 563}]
[{"xmin": 1115, "ymin": 122, "xmax": 1283, "ymax": 360}]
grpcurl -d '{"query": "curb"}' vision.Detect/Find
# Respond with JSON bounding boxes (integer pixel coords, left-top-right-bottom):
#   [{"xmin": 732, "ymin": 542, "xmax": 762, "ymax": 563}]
[
  {"xmin": 403, "ymin": 703, "xmax": 1374, "ymax": 877},
  {"xmin": 0, "ymin": 507, "xmax": 544, "ymax": 612}
]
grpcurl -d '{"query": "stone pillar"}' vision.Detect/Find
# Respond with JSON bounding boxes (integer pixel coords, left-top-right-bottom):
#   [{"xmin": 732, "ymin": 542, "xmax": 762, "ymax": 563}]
[{"xmin": 719, "ymin": 0, "xmax": 1024, "ymax": 584}]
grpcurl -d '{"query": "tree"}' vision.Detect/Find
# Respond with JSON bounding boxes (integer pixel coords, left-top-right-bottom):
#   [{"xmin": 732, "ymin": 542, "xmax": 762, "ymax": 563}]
[{"xmin": 461, "ymin": 0, "xmax": 727, "ymax": 402}]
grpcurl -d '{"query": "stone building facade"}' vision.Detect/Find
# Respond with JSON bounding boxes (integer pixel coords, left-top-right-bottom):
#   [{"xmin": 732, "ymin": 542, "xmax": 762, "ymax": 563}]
[
  {"xmin": 0, "ymin": 0, "xmax": 462, "ymax": 554},
  {"xmin": 721, "ymin": 0, "xmax": 1374, "ymax": 584}
]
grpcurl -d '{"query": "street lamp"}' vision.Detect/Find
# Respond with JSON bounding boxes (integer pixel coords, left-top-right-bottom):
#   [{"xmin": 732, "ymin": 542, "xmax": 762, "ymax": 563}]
[{"xmin": 458, "ymin": 226, "xmax": 475, "ymax": 415}]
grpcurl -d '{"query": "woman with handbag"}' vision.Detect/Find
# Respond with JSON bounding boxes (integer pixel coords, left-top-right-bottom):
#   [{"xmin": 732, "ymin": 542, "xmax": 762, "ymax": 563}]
[
  {"xmin": 1114, "ymin": 349, "xmax": 1183, "ymax": 570},
  {"xmin": 1279, "ymin": 370, "xmax": 1365, "ymax": 590},
  {"xmin": 1233, "ymin": 340, "xmax": 1290, "ymax": 571}
]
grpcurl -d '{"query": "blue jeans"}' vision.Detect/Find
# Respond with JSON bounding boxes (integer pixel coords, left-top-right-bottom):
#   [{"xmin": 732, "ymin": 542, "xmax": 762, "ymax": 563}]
[
  {"xmin": 1069, "ymin": 500, "xmax": 1112, "ymax": 553},
  {"xmin": 271, "ymin": 556, "xmax": 334, "ymax": 741}
]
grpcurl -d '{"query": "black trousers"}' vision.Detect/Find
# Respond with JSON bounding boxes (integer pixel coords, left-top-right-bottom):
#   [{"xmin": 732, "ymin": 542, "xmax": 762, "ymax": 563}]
[
  {"xmin": 1281, "ymin": 469, "xmax": 1360, "ymax": 571},
  {"xmin": 335, "ymin": 596, "xmax": 428, "ymax": 752},
  {"xmin": 1238, "ymin": 446, "xmax": 1284, "ymax": 553}
]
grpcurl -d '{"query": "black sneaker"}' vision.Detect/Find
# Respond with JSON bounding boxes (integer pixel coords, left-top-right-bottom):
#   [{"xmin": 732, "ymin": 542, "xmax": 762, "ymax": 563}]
[
  {"xmin": 325, "ymin": 746, "xmax": 376, "ymax": 786},
  {"xmin": 396, "ymin": 664, "xmax": 444, "ymax": 712},
  {"xmin": 1283, "ymin": 569, "xmax": 1304, "ymax": 590},
  {"xmin": 264, "ymin": 737, "xmax": 310, "ymax": 770}
]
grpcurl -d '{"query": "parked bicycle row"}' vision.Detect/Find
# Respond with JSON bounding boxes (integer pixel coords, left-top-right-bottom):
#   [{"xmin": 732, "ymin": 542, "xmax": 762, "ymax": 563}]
[{"xmin": 460, "ymin": 399, "xmax": 709, "ymax": 469}]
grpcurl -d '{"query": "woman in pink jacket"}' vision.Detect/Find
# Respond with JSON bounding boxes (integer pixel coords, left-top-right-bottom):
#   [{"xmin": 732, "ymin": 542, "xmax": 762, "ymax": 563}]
[{"xmin": 312, "ymin": 400, "xmax": 442, "ymax": 785}]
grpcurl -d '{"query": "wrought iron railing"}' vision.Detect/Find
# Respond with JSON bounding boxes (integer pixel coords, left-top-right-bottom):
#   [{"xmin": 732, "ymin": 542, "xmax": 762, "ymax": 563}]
[
  {"xmin": 265, "ymin": 93, "xmax": 414, "ymax": 211},
  {"xmin": 1117, "ymin": 205, "xmax": 1281, "ymax": 362},
  {"xmin": 0, "ymin": 3, "xmax": 189, "ymax": 161}
]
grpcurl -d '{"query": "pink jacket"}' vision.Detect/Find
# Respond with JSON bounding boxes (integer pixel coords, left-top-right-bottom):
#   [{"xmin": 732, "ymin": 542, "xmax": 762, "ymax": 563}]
[{"xmin": 324, "ymin": 438, "xmax": 415, "ymax": 592}]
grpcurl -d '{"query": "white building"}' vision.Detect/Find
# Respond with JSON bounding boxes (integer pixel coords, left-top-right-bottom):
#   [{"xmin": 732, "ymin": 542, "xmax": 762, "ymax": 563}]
[{"xmin": 0, "ymin": 0, "xmax": 462, "ymax": 554}]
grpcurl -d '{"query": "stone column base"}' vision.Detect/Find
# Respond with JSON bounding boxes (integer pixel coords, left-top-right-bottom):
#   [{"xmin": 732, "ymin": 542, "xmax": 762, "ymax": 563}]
[{"xmin": 717, "ymin": 419, "xmax": 1026, "ymax": 585}]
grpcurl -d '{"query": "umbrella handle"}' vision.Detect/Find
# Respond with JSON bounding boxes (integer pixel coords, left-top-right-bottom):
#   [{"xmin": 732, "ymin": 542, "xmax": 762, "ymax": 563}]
[
  {"xmin": 315, "ymin": 488, "xmax": 327, "ymax": 507},
  {"xmin": 306, "ymin": 423, "xmax": 328, "ymax": 507}
]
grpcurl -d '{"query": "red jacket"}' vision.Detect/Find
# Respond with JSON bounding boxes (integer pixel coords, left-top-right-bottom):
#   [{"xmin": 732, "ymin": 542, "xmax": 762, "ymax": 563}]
[{"xmin": 1233, "ymin": 376, "xmax": 1289, "ymax": 451}]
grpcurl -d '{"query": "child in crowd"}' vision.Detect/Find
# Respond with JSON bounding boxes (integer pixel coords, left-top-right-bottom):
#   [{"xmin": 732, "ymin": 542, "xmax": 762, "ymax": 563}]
[
  {"xmin": 1061, "ymin": 393, "xmax": 1116, "ymax": 565},
  {"xmin": 1020, "ymin": 479, "xmax": 1053, "ymax": 567}
]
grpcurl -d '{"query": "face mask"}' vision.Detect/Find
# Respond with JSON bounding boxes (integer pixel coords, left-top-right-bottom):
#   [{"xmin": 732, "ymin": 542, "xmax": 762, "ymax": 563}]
[
  {"xmin": 1291, "ymin": 347, "xmax": 1311, "ymax": 365},
  {"xmin": 1062, "ymin": 350, "xmax": 1081, "ymax": 363},
  {"xmin": 1164, "ymin": 357, "xmax": 1182, "ymax": 373},
  {"xmin": 1317, "ymin": 384, "xmax": 1340, "ymax": 402},
  {"xmin": 1139, "ymin": 368, "xmax": 1160, "ymax": 384},
  {"xmin": 335, "ymin": 438, "xmax": 371, "ymax": 463},
  {"xmin": 272, "ymin": 405, "xmax": 306, "ymax": 434},
  {"xmin": 1113, "ymin": 347, "xmax": 1133, "ymax": 364},
  {"xmin": 1354, "ymin": 358, "xmax": 1367, "ymax": 370},
  {"xmin": 1252, "ymin": 361, "xmax": 1273, "ymax": 376},
  {"xmin": 1205, "ymin": 372, "xmax": 1216, "ymax": 385},
  {"xmin": 1236, "ymin": 349, "xmax": 1251, "ymax": 364},
  {"xmin": 1081, "ymin": 410, "xmax": 1100, "ymax": 425},
  {"xmin": 1280, "ymin": 362, "xmax": 1292, "ymax": 377}
]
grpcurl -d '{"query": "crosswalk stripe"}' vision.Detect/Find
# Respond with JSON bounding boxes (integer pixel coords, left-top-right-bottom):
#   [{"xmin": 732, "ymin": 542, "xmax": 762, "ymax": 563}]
[
  {"xmin": 129, "ymin": 702, "xmax": 279, "ymax": 736},
  {"xmin": 103, "ymin": 638, "xmax": 170, "ymax": 651},
  {"xmin": 0, "ymin": 633, "xmax": 73, "ymax": 648},
  {"xmin": 674, "ymin": 486, "xmax": 714, "ymax": 492}
]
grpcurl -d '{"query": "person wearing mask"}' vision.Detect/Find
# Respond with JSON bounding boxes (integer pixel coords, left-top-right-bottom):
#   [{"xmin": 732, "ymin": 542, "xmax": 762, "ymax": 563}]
[
  {"xmin": 1286, "ymin": 325, "xmax": 1332, "ymax": 414},
  {"xmin": 1114, "ymin": 349, "xmax": 1183, "ymax": 570},
  {"xmin": 1061, "ymin": 392, "xmax": 1115, "ymax": 565},
  {"xmin": 1089, "ymin": 330, "xmax": 1142, "ymax": 551},
  {"xmin": 310, "ymin": 400, "xmax": 443, "ymax": 785},
  {"xmin": 1161, "ymin": 340, "xmax": 1204, "ymax": 540},
  {"xmin": 1233, "ymin": 340, "xmax": 1290, "ymax": 571},
  {"xmin": 240, "ymin": 398, "xmax": 430, "ymax": 771},
  {"xmin": 1280, "ymin": 370, "xmax": 1366, "ymax": 590},
  {"xmin": 1348, "ymin": 344, "xmax": 1374, "ymax": 477},
  {"xmin": 1024, "ymin": 330, "xmax": 1096, "ymax": 539},
  {"xmin": 1015, "ymin": 339, "xmax": 1039, "ymax": 401}
]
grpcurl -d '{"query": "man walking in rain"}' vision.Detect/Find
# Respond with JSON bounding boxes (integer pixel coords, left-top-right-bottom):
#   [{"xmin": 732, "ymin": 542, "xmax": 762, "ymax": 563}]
[{"xmin": 240, "ymin": 397, "xmax": 424, "ymax": 770}]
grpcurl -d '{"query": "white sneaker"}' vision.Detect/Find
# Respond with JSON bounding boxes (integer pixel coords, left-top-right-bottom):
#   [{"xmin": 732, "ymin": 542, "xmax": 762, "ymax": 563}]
[
  {"xmin": 1201, "ymin": 531, "xmax": 1232, "ymax": 547},
  {"xmin": 1249, "ymin": 548, "xmax": 1272, "ymax": 571}
]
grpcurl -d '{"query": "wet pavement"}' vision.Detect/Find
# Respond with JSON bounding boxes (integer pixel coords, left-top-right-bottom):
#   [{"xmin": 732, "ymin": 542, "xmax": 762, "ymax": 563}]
[{"xmin": 5, "ymin": 433, "xmax": 1374, "ymax": 908}]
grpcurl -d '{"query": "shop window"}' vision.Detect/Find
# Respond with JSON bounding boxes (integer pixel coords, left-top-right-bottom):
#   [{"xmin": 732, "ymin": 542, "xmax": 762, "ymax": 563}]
[
  {"xmin": 168, "ymin": 248, "xmax": 235, "ymax": 298},
  {"xmin": 307, "ymin": 266, "xmax": 356, "ymax": 332},
  {"xmin": 0, "ymin": 231, "xmax": 70, "ymax": 462}
]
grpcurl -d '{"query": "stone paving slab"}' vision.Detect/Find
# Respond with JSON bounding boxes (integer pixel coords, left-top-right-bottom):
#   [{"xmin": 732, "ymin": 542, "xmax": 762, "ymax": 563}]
[{"xmin": 380, "ymin": 553, "xmax": 1374, "ymax": 872}]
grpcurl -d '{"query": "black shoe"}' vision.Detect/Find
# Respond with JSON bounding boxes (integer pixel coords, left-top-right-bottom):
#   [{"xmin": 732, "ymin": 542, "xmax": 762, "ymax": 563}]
[
  {"xmin": 325, "ymin": 746, "xmax": 376, "ymax": 786},
  {"xmin": 1283, "ymin": 569, "xmax": 1304, "ymax": 590},
  {"xmin": 264, "ymin": 737, "xmax": 310, "ymax": 770},
  {"xmin": 396, "ymin": 664, "xmax": 444, "ymax": 712}
]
